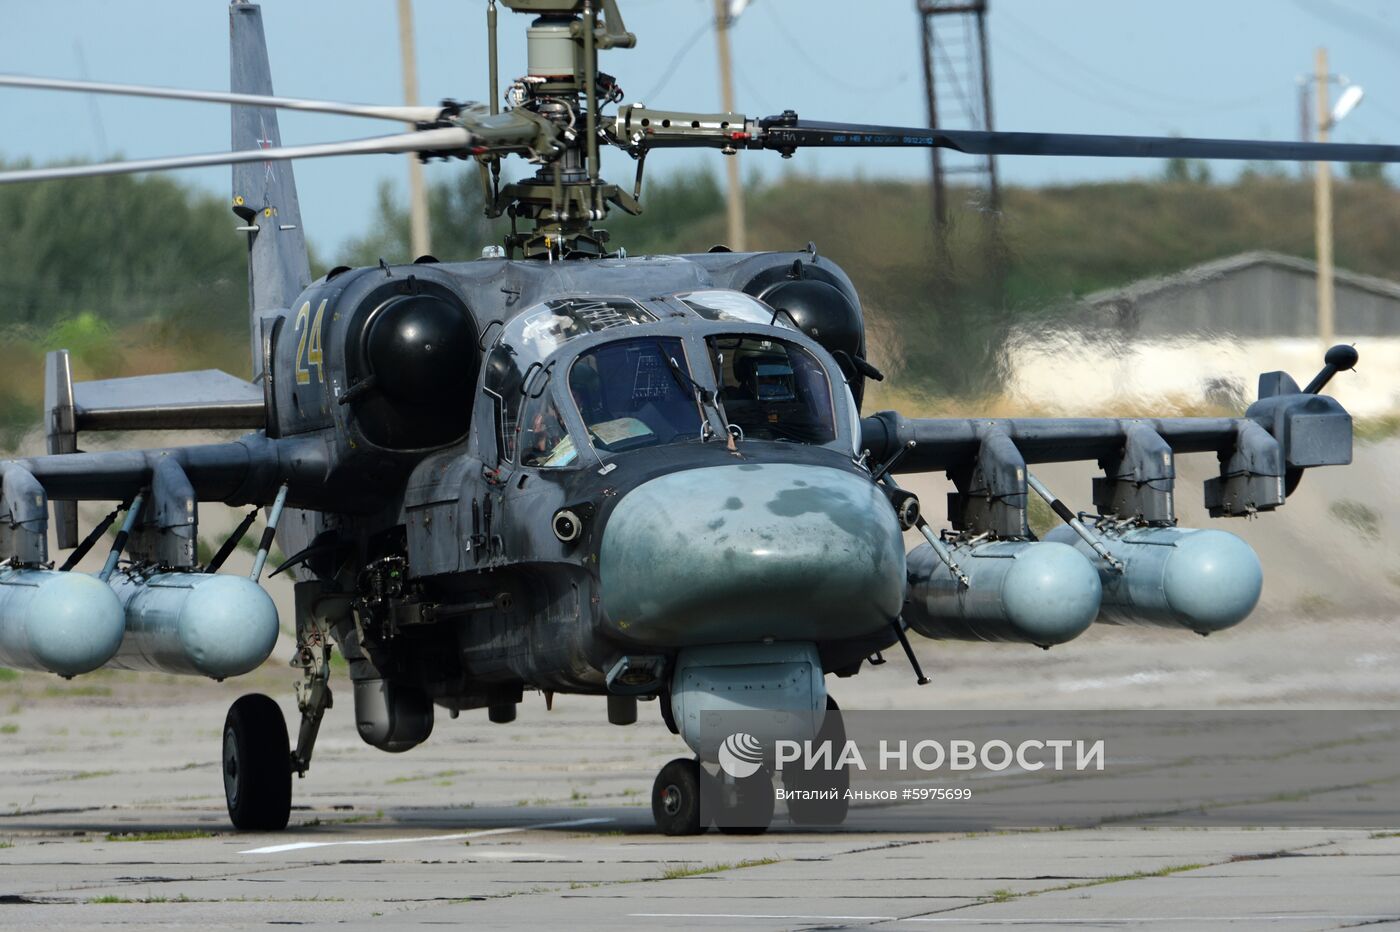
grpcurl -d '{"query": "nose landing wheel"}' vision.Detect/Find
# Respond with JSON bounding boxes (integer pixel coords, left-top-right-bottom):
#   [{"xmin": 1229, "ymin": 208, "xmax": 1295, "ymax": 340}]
[
  {"xmin": 223, "ymin": 693, "xmax": 292, "ymax": 831},
  {"xmin": 652, "ymin": 757, "xmax": 704, "ymax": 835}
]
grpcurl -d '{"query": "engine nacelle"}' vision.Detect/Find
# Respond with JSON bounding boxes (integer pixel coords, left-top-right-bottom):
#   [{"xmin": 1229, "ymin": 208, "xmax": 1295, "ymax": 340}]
[
  {"xmin": 904, "ymin": 540, "xmax": 1101, "ymax": 646},
  {"xmin": 1044, "ymin": 525, "xmax": 1262, "ymax": 633},
  {"xmin": 0, "ymin": 568, "xmax": 125, "ymax": 676},
  {"xmin": 105, "ymin": 572, "xmax": 279, "ymax": 679}
]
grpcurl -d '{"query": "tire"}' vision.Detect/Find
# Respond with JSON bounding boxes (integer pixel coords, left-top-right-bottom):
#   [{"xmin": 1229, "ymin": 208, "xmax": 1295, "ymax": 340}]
[
  {"xmin": 714, "ymin": 771, "xmax": 775, "ymax": 835},
  {"xmin": 223, "ymin": 693, "xmax": 292, "ymax": 832},
  {"xmin": 784, "ymin": 695, "xmax": 850, "ymax": 827},
  {"xmin": 652, "ymin": 757, "xmax": 704, "ymax": 836}
]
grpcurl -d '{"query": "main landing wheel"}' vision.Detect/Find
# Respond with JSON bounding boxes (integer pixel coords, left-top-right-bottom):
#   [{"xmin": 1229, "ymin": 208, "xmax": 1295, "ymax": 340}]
[
  {"xmin": 223, "ymin": 694, "xmax": 292, "ymax": 831},
  {"xmin": 653, "ymin": 757, "xmax": 704, "ymax": 836}
]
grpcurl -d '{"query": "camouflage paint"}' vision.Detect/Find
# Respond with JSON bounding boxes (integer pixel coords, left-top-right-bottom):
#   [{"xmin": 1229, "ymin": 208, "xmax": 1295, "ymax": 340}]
[{"xmin": 598, "ymin": 463, "xmax": 904, "ymax": 647}]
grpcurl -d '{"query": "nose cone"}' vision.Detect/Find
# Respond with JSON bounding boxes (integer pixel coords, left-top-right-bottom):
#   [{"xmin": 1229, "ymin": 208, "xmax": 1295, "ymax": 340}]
[{"xmin": 599, "ymin": 464, "xmax": 905, "ymax": 646}]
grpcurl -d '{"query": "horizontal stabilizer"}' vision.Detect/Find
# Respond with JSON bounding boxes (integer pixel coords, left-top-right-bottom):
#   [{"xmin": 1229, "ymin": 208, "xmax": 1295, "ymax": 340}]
[
  {"xmin": 70, "ymin": 368, "xmax": 264, "ymax": 431},
  {"xmin": 43, "ymin": 348, "xmax": 267, "ymax": 548}
]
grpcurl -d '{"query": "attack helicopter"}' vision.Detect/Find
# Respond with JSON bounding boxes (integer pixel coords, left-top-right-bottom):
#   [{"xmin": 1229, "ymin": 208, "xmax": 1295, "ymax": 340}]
[{"xmin": 0, "ymin": 0, "xmax": 1386, "ymax": 835}]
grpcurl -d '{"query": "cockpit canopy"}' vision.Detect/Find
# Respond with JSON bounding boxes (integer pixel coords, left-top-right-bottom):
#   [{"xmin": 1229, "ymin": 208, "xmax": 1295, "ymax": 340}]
[{"xmin": 482, "ymin": 292, "xmax": 846, "ymax": 468}]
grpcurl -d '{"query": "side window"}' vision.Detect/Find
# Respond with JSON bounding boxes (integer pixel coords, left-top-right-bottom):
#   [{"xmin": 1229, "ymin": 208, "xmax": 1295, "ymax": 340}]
[
  {"xmin": 517, "ymin": 390, "xmax": 576, "ymax": 468},
  {"xmin": 710, "ymin": 337, "xmax": 836, "ymax": 444},
  {"xmin": 483, "ymin": 344, "xmax": 526, "ymax": 463}
]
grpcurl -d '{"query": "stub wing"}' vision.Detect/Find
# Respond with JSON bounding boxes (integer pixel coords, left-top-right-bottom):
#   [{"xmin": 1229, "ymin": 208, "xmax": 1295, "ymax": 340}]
[{"xmin": 862, "ymin": 364, "xmax": 1353, "ymax": 535}]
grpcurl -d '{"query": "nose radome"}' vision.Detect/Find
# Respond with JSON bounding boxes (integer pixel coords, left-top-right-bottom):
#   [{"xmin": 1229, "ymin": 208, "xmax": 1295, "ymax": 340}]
[{"xmin": 598, "ymin": 463, "xmax": 905, "ymax": 647}]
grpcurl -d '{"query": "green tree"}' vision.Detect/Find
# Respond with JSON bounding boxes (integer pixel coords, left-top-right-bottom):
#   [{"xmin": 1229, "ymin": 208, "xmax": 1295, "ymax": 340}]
[
  {"xmin": 1345, "ymin": 161, "xmax": 1389, "ymax": 184},
  {"xmin": 0, "ymin": 161, "xmax": 246, "ymax": 331},
  {"xmin": 340, "ymin": 168, "xmax": 504, "ymax": 267},
  {"xmin": 1163, "ymin": 156, "xmax": 1211, "ymax": 184}
]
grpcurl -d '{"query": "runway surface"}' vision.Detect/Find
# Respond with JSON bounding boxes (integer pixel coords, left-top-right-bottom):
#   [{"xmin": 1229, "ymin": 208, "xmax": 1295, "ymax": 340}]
[{"xmin": 2, "ymin": 615, "xmax": 1399, "ymax": 930}]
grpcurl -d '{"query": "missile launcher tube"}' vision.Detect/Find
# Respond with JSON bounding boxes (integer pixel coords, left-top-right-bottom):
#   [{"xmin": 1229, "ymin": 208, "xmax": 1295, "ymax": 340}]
[
  {"xmin": 104, "ymin": 572, "xmax": 279, "ymax": 679},
  {"xmin": 1044, "ymin": 525, "xmax": 1262, "ymax": 633},
  {"xmin": 0, "ymin": 568, "xmax": 126, "ymax": 676},
  {"xmin": 904, "ymin": 540, "xmax": 1102, "ymax": 646}
]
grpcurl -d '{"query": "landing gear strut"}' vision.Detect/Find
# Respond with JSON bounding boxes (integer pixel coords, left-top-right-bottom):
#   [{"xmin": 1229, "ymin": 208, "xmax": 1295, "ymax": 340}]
[
  {"xmin": 223, "ymin": 693, "xmax": 292, "ymax": 831},
  {"xmin": 713, "ymin": 770, "xmax": 775, "ymax": 835}
]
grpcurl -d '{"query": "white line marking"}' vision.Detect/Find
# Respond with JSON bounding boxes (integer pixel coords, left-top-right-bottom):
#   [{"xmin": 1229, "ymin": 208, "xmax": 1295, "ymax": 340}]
[
  {"xmin": 630, "ymin": 915, "xmax": 897, "ymax": 922},
  {"xmin": 631, "ymin": 915, "xmax": 1400, "ymax": 925},
  {"xmin": 900, "ymin": 918, "xmax": 1400, "ymax": 925},
  {"xmin": 240, "ymin": 817, "xmax": 612, "ymax": 854}
]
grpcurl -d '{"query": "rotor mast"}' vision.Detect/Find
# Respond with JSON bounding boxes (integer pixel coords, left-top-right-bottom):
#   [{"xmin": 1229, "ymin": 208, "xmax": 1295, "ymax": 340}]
[{"xmin": 485, "ymin": 0, "xmax": 637, "ymax": 259}]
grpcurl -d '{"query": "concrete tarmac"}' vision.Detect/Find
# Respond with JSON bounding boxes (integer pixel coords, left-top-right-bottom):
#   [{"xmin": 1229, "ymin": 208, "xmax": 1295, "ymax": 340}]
[{"xmin": 3, "ymin": 615, "xmax": 1400, "ymax": 930}]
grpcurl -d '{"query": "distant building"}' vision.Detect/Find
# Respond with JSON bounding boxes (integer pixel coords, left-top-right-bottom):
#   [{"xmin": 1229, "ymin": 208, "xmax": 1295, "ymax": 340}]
[{"xmin": 1006, "ymin": 251, "xmax": 1400, "ymax": 416}]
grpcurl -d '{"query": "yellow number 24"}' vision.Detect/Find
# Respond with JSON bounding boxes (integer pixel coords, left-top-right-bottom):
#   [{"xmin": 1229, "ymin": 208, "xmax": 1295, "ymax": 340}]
[{"xmin": 293, "ymin": 299, "xmax": 327, "ymax": 386}]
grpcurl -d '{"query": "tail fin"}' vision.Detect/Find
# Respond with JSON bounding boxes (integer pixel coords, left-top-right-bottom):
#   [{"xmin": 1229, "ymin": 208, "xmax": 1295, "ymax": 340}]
[{"xmin": 230, "ymin": 1, "xmax": 310, "ymax": 381}]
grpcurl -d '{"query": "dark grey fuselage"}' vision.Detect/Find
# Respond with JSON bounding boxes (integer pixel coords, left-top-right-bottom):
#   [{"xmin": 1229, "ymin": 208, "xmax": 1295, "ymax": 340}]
[{"xmin": 265, "ymin": 249, "xmax": 903, "ymax": 716}]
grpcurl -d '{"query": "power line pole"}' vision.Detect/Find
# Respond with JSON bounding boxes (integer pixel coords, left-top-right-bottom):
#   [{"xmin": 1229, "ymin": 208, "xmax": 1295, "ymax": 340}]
[
  {"xmin": 1315, "ymin": 46, "xmax": 1334, "ymax": 347},
  {"xmin": 916, "ymin": 0, "xmax": 1000, "ymax": 262},
  {"xmin": 714, "ymin": 0, "xmax": 747, "ymax": 252},
  {"xmin": 397, "ymin": 0, "xmax": 432, "ymax": 258}
]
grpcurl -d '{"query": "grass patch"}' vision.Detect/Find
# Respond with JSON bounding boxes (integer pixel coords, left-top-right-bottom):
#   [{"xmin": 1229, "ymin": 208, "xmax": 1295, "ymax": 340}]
[
  {"xmin": 0, "ymin": 723, "xmax": 17, "ymax": 734},
  {"xmin": 1329, "ymin": 499, "xmax": 1382, "ymax": 540},
  {"xmin": 388, "ymin": 770, "xmax": 464, "ymax": 785},
  {"xmin": 984, "ymin": 862, "xmax": 1208, "ymax": 903},
  {"xmin": 1354, "ymin": 414, "xmax": 1400, "ymax": 443},
  {"xmin": 1294, "ymin": 593, "xmax": 1338, "ymax": 618},
  {"xmin": 660, "ymin": 857, "xmax": 780, "ymax": 880},
  {"xmin": 104, "ymin": 830, "xmax": 213, "ymax": 843},
  {"xmin": 65, "ymin": 770, "xmax": 115, "ymax": 781},
  {"xmin": 1370, "ymin": 830, "xmax": 1400, "ymax": 839},
  {"xmin": 88, "ymin": 893, "xmax": 192, "ymax": 904},
  {"xmin": 0, "ymin": 669, "xmax": 18, "ymax": 682}
]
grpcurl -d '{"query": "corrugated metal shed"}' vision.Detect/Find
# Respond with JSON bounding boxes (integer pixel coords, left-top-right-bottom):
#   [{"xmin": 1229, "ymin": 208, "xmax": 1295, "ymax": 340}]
[{"xmin": 1073, "ymin": 251, "xmax": 1400, "ymax": 338}]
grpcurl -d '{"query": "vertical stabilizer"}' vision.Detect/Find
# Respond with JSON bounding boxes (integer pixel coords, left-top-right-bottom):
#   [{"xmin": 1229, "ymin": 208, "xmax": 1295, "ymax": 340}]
[{"xmin": 230, "ymin": 1, "xmax": 311, "ymax": 381}]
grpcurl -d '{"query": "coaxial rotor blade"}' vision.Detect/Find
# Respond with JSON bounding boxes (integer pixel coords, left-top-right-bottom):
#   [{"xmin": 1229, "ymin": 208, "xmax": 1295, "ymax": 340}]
[
  {"xmin": 0, "ymin": 73, "xmax": 455, "ymax": 123},
  {"xmin": 0, "ymin": 126, "xmax": 473, "ymax": 185},
  {"xmin": 756, "ymin": 119, "xmax": 1400, "ymax": 163}
]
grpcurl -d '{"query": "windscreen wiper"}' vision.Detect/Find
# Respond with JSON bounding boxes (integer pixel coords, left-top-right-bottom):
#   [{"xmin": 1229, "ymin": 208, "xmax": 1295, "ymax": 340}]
[{"xmin": 657, "ymin": 344, "xmax": 728, "ymax": 444}]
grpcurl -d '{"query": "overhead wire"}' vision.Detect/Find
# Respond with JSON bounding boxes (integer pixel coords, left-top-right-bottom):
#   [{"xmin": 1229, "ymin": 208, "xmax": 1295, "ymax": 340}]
[
  {"xmin": 638, "ymin": 18, "xmax": 712, "ymax": 104},
  {"xmin": 992, "ymin": 29, "xmax": 1202, "ymax": 122},
  {"xmin": 1288, "ymin": 0, "xmax": 1400, "ymax": 54},
  {"xmin": 995, "ymin": 8, "xmax": 1274, "ymax": 114},
  {"xmin": 756, "ymin": 1, "xmax": 900, "ymax": 94}
]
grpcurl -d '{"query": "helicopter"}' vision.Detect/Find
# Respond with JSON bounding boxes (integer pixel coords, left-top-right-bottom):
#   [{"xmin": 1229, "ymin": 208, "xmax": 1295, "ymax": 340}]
[{"xmin": 0, "ymin": 0, "xmax": 1387, "ymax": 835}]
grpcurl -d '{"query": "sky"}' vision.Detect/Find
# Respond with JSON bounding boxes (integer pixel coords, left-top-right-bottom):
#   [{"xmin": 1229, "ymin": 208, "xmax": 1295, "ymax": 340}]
[{"xmin": 4, "ymin": 0, "xmax": 1400, "ymax": 257}]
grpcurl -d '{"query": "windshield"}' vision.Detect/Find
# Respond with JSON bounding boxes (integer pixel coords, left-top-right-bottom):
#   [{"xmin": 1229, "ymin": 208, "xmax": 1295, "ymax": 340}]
[
  {"xmin": 570, "ymin": 337, "xmax": 704, "ymax": 454},
  {"xmin": 484, "ymin": 296, "xmax": 660, "ymax": 464},
  {"xmin": 709, "ymin": 336, "xmax": 836, "ymax": 444}
]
